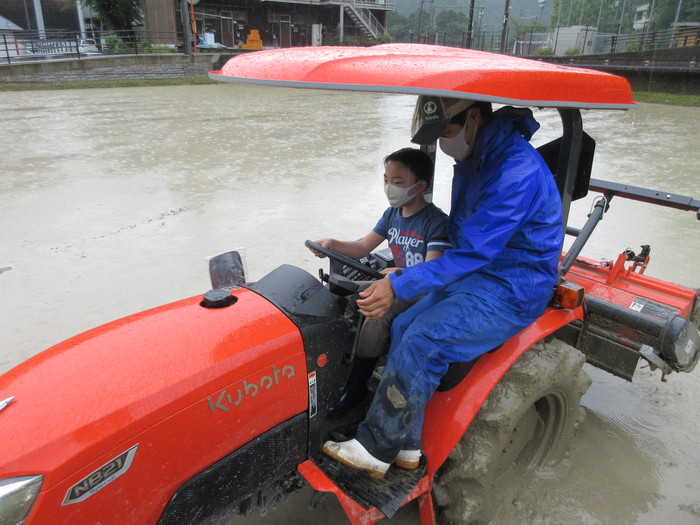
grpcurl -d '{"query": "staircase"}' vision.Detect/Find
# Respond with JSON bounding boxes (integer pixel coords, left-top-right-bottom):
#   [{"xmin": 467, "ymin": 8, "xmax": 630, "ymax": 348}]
[
  {"xmin": 343, "ymin": 2, "xmax": 384, "ymax": 39},
  {"xmin": 260, "ymin": 0, "xmax": 393, "ymax": 40}
]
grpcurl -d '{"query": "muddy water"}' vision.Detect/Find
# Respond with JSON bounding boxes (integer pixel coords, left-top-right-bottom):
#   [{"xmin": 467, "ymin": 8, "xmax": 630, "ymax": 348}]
[{"xmin": 1, "ymin": 85, "xmax": 698, "ymax": 524}]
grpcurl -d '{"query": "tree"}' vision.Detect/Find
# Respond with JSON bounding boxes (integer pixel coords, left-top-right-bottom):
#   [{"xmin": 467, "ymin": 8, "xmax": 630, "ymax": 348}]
[
  {"xmin": 549, "ymin": 0, "xmax": 614, "ymax": 29},
  {"xmin": 387, "ymin": 11, "xmax": 413, "ymax": 41},
  {"xmin": 434, "ymin": 9, "xmax": 469, "ymax": 39},
  {"xmin": 80, "ymin": 0, "xmax": 143, "ymax": 32},
  {"xmin": 654, "ymin": 0, "xmax": 700, "ymax": 29},
  {"xmin": 511, "ymin": 17, "xmax": 548, "ymax": 40},
  {"xmin": 388, "ymin": 8, "xmax": 443, "ymax": 43}
]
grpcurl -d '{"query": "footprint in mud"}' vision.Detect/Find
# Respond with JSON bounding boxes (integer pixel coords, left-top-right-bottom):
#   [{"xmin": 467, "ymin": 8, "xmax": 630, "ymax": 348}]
[{"xmin": 680, "ymin": 503, "xmax": 700, "ymax": 518}]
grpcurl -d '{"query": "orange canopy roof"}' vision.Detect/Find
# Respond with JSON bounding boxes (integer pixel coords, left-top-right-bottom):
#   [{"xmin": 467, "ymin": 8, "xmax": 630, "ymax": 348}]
[{"xmin": 211, "ymin": 44, "xmax": 635, "ymax": 110}]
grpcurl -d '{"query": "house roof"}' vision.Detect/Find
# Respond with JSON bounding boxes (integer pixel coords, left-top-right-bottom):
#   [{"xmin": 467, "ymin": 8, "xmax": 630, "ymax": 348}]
[{"xmin": 0, "ymin": 15, "xmax": 23, "ymax": 31}]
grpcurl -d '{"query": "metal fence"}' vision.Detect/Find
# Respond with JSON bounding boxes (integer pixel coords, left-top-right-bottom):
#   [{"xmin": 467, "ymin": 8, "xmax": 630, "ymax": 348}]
[
  {"xmin": 3, "ymin": 24, "xmax": 698, "ymax": 66},
  {"xmin": 391, "ymin": 25, "xmax": 700, "ymax": 57},
  {"xmin": 601, "ymin": 26, "xmax": 700, "ymax": 53},
  {"xmin": 1, "ymin": 30, "xmax": 185, "ymax": 65}
]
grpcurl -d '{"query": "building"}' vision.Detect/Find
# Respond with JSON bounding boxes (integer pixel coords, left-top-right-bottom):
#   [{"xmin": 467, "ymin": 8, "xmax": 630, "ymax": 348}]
[
  {"xmin": 1, "ymin": 0, "xmax": 80, "ymax": 34},
  {"xmin": 146, "ymin": 0, "xmax": 395, "ymax": 49},
  {"xmin": 633, "ymin": 3, "xmax": 650, "ymax": 31},
  {"xmin": 1, "ymin": 0, "xmax": 394, "ymax": 49},
  {"xmin": 1, "ymin": 14, "xmax": 24, "ymax": 59},
  {"xmin": 550, "ymin": 25, "xmax": 597, "ymax": 55}
]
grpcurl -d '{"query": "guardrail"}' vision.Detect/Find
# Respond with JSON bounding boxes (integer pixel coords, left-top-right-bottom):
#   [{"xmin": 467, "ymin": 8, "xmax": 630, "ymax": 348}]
[
  {"xmin": 391, "ymin": 25, "xmax": 699, "ymax": 56},
  {"xmin": 3, "ymin": 24, "xmax": 696, "ymax": 67},
  {"xmin": 602, "ymin": 27, "xmax": 699, "ymax": 53},
  {"xmin": 1, "ymin": 30, "xmax": 184, "ymax": 65}
]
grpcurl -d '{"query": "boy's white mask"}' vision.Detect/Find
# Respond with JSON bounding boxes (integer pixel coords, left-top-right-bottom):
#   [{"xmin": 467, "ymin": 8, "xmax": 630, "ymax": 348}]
[{"xmin": 384, "ymin": 182, "xmax": 420, "ymax": 208}]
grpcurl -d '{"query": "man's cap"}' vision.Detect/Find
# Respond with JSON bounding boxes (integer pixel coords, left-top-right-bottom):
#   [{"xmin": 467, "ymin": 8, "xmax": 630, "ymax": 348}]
[{"xmin": 410, "ymin": 96, "xmax": 475, "ymax": 145}]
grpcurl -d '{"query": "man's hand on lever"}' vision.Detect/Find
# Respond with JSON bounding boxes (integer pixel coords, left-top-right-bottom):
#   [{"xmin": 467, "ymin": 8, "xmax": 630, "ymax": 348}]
[{"xmin": 357, "ymin": 276, "xmax": 396, "ymax": 320}]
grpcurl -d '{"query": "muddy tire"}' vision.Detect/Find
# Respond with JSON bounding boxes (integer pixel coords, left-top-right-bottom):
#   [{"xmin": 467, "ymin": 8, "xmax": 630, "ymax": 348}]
[{"xmin": 432, "ymin": 339, "xmax": 591, "ymax": 525}]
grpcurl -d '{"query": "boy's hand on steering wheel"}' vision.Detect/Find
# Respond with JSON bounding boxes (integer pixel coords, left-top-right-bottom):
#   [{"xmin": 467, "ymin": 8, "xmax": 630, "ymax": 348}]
[
  {"xmin": 357, "ymin": 277, "xmax": 395, "ymax": 319},
  {"xmin": 309, "ymin": 238, "xmax": 333, "ymax": 258}
]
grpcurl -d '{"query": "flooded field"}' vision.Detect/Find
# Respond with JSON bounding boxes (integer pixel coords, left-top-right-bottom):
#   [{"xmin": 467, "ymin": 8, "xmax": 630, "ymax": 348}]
[{"xmin": 1, "ymin": 84, "xmax": 698, "ymax": 524}]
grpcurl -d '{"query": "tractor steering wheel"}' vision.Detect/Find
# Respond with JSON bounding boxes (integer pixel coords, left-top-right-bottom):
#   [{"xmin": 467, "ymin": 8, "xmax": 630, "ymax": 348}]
[{"xmin": 305, "ymin": 240, "xmax": 385, "ymax": 280}]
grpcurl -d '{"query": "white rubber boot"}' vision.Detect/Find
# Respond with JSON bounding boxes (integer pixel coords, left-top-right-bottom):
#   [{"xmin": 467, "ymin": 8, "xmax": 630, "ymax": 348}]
[
  {"xmin": 395, "ymin": 449, "xmax": 421, "ymax": 470},
  {"xmin": 322, "ymin": 438, "xmax": 390, "ymax": 479}
]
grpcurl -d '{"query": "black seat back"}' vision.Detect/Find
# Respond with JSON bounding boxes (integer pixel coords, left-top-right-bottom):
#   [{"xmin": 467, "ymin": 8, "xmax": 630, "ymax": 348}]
[{"xmin": 436, "ymin": 345, "xmax": 502, "ymax": 392}]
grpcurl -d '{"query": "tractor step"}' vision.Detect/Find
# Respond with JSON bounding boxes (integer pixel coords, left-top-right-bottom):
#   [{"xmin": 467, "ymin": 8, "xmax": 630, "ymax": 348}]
[{"xmin": 311, "ymin": 452, "xmax": 427, "ymax": 518}]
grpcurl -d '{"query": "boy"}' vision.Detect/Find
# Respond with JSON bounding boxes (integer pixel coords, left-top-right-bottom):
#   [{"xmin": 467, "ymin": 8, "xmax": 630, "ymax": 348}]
[{"xmin": 309, "ymin": 147, "xmax": 450, "ymax": 415}]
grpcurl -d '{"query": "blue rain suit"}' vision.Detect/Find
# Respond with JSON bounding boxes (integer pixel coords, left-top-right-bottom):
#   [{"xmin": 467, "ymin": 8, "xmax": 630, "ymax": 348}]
[{"xmin": 356, "ymin": 107, "xmax": 564, "ymax": 463}]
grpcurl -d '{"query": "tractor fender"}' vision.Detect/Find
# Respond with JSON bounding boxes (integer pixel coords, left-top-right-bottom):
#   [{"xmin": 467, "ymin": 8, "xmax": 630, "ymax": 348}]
[{"xmin": 421, "ymin": 306, "xmax": 583, "ymax": 477}]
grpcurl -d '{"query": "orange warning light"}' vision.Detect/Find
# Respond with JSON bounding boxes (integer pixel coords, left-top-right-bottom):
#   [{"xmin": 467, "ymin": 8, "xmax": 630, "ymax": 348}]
[{"xmin": 553, "ymin": 282, "xmax": 585, "ymax": 309}]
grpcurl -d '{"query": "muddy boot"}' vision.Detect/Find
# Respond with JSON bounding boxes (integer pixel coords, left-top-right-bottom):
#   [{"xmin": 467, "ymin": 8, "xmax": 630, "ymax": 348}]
[
  {"xmin": 322, "ymin": 438, "xmax": 390, "ymax": 478},
  {"xmin": 327, "ymin": 357, "xmax": 379, "ymax": 416},
  {"xmin": 395, "ymin": 449, "xmax": 422, "ymax": 469}
]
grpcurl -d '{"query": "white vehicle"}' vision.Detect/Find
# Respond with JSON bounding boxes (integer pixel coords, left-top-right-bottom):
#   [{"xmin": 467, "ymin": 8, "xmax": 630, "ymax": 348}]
[{"xmin": 78, "ymin": 38, "xmax": 99, "ymax": 54}]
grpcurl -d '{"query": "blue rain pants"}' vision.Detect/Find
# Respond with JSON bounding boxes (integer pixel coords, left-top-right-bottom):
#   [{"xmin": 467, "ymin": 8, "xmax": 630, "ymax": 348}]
[{"xmin": 355, "ymin": 290, "xmax": 536, "ymax": 463}]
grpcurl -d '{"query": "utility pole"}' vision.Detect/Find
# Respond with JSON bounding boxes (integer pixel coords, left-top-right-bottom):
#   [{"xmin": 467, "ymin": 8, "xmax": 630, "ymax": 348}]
[
  {"xmin": 21, "ymin": 0, "xmax": 31, "ymax": 30},
  {"xmin": 673, "ymin": 0, "xmax": 684, "ymax": 25},
  {"xmin": 596, "ymin": 0, "xmax": 605, "ymax": 30},
  {"xmin": 467, "ymin": 0, "xmax": 476, "ymax": 48},
  {"xmin": 418, "ymin": 0, "xmax": 425, "ymax": 44},
  {"xmin": 500, "ymin": 0, "xmax": 511, "ymax": 53},
  {"xmin": 555, "ymin": 0, "xmax": 561, "ymax": 26},
  {"xmin": 617, "ymin": 0, "xmax": 627, "ymax": 37},
  {"xmin": 31, "ymin": 0, "xmax": 45, "ymax": 38},
  {"xmin": 182, "ymin": 0, "xmax": 192, "ymax": 56},
  {"xmin": 648, "ymin": 0, "xmax": 657, "ymax": 30},
  {"xmin": 76, "ymin": 0, "xmax": 86, "ymax": 38}
]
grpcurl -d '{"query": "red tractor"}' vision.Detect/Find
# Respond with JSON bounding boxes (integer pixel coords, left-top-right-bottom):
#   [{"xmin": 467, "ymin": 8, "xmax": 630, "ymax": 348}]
[{"xmin": 1, "ymin": 44, "xmax": 698, "ymax": 525}]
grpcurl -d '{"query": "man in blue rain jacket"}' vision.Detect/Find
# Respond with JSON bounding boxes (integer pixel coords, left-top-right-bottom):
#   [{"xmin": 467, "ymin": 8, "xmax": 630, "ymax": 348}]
[{"xmin": 322, "ymin": 97, "xmax": 564, "ymax": 478}]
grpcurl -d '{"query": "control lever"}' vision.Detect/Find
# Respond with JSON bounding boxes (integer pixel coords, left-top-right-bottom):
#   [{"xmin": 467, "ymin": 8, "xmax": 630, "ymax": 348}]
[{"xmin": 327, "ymin": 274, "xmax": 371, "ymax": 296}]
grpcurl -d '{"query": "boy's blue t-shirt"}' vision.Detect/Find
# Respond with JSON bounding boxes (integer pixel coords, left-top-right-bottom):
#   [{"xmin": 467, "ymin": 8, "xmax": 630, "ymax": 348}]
[{"xmin": 373, "ymin": 203, "xmax": 451, "ymax": 268}]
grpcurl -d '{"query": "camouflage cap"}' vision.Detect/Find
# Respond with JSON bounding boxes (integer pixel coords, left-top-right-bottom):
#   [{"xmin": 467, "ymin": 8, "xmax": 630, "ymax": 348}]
[{"xmin": 410, "ymin": 96, "xmax": 475, "ymax": 145}]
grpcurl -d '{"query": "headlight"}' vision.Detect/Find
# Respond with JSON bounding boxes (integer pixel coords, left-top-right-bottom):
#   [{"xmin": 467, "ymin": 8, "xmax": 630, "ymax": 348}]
[{"xmin": 0, "ymin": 475, "xmax": 43, "ymax": 525}]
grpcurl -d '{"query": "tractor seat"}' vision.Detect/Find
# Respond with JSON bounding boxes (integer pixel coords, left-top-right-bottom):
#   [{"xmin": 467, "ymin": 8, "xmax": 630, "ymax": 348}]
[{"xmin": 436, "ymin": 345, "xmax": 501, "ymax": 392}]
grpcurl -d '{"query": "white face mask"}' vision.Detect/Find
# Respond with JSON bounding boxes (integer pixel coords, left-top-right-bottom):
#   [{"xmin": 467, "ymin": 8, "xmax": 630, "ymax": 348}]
[
  {"xmin": 438, "ymin": 121, "xmax": 475, "ymax": 162},
  {"xmin": 384, "ymin": 182, "xmax": 419, "ymax": 208}
]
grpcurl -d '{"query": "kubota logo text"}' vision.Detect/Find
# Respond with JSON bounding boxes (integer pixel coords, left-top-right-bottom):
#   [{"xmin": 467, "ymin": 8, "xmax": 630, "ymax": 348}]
[{"xmin": 207, "ymin": 364, "xmax": 296, "ymax": 413}]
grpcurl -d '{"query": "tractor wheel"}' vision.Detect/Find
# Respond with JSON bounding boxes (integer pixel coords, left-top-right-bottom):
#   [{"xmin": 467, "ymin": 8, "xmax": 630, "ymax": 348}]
[{"xmin": 432, "ymin": 339, "xmax": 591, "ymax": 525}]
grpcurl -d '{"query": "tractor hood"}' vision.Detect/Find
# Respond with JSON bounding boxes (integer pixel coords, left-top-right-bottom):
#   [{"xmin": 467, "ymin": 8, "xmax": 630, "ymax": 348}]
[{"xmin": 0, "ymin": 286, "xmax": 307, "ymax": 499}]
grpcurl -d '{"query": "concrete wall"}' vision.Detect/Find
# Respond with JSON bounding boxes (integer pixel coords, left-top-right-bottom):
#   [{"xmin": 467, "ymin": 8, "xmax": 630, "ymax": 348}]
[
  {"xmin": 541, "ymin": 46, "xmax": 698, "ymax": 69},
  {"xmin": 540, "ymin": 47, "xmax": 700, "ymax": 94},
  {"xmin": 0, "ymin": 54, "xmax": 231, "ymax": 84},
  {"xmin": 2, "ymin": 49, "xmax": 697, "ymax": 94}
]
